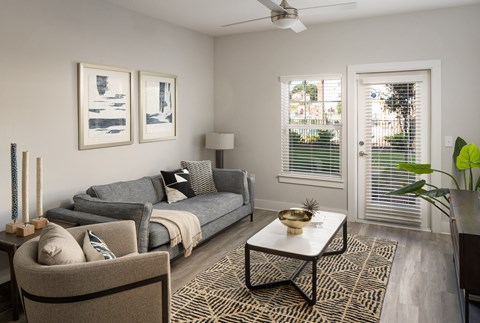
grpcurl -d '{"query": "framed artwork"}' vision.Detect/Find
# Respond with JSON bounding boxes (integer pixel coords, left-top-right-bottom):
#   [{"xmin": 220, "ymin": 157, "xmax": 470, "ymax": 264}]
[
  {"xmin": 139, "ymin": 71, "xmax": 177, "ymax": 142},
  {"xmin": 78, "ymin": 63, "xmax": 133, "ymax": 150}
]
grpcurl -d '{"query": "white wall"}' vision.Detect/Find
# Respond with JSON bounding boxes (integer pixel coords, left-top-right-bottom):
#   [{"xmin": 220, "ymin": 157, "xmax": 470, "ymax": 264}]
[
  {"xmin": 0, "ymin": 0, "xmax": 214, "ymax": 282},
  {"xmin": 214, "ymin": 5, "xmax": 480, "ymax": 213}
]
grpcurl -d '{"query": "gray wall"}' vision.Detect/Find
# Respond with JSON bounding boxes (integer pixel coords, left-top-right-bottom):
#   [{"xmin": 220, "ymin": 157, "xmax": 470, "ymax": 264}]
[
  {"xmin": 214, "ymin": 5, "xmax": 480, "ymax": 212},
  {"xmin": 0, "ymin": 0, "xmax": 214, "ymax": 282}
]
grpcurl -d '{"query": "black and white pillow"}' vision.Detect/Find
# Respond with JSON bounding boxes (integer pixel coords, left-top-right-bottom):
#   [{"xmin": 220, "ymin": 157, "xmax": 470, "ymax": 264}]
[
  {"xmin": 83, "ymin": 230, "xmax": 116, "ymax": 261},
  {"xmin": 180, "ymin": 160, "xmax": 217, "ymax": 195},
  {"xmin": 161, "ymin": 169, "xmax": 196, "ymax": 203}
]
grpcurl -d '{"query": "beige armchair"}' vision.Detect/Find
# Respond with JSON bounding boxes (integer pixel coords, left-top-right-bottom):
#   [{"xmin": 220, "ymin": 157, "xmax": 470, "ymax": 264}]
[{"xmin": 13, "ymin": 221, "xmax": 170, "ymax": 323}]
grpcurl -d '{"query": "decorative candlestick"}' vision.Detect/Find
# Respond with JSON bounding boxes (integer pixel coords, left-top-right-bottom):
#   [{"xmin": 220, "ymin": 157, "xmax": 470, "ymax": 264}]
[
  {"xmin": 32, "ymin": 156, "xmax": 47, "ymax": 229},
  {"xmin": 6, "ymin": 143, "xmax": 20, "ymax": 233},
  {"xmin": 22, "ymin": 151, "xmax": 29, "ymax": 224},
  {"xmin": 18, "ymin": 150, "xmax": 34, "ymax": 237},
  {"xmin": 36, "ymin": 157, "xmax": 43, "ymax": 216}
]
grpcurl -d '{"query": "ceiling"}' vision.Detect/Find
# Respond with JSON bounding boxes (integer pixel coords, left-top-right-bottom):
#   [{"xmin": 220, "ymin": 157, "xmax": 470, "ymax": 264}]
[{"xmin": 102, "ymin": 0, "xmax": 480, "ymax": 37}]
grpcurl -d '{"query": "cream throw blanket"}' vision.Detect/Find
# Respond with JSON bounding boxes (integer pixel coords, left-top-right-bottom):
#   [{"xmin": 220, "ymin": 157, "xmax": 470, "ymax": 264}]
[{"xmin": 150, "ymin": 209, "xmax": 202, "ymax": 257}]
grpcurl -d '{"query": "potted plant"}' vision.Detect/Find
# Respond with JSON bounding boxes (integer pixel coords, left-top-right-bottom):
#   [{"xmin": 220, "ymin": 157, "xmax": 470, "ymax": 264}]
[{"xmin": 387, "ymin": 137, "xmax": 480, "ymax": 217}]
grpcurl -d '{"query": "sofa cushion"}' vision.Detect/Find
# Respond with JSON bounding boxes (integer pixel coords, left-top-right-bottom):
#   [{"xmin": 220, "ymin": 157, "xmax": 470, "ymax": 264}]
[
  {"xmin": 161, "ymin": 169, "xmax": 195, "ymax": 203},
  {"xmin": 181, "ymin": 160, "xmax": 217, "ymax": 194},
  {"xmin": 38, "ymin": 223, "xmax": 86, "ymax": 265},
  {"xmin": 148, "ymin": 192, "xmax": 243, "ymax": 249},
  {"xmin": 87, "ymin": 177, "xmax": 159, "ymax": 204},
  {"xmin": 74, "ymin": 194, "xmax": 151, "ymax": 253}
]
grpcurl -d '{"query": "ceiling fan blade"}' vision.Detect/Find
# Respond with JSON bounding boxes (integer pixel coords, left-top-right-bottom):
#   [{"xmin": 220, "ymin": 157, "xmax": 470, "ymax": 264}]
[
  {"xmin": 290, "ymin": 20, "xmax": 307, "ymax": 33},
  {"xmin": 298, "ymin": 0, "xmax": 356, "ymax": 11},
  {"xmin": 257, "ymin": 0, "xmax": 287, "ymax": 13},
  {"xmin": 221, "ymin": 16, "xmax": 271, "ymax": 28}
]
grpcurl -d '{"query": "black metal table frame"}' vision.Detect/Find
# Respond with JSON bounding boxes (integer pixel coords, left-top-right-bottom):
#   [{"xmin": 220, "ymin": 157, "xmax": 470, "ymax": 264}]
[{"xmin": 245, "ymin": 221, "xmax": 347, "ymax": 306}]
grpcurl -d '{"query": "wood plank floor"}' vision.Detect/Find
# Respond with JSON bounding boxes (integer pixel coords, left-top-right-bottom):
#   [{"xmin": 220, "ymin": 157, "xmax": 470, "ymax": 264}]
[{"xmin": 1, "ymin": 209, "xmax": 476, "ymax": 323}]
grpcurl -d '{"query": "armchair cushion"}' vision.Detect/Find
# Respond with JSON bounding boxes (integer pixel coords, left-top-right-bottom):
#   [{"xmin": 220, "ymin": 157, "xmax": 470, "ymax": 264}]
[
  {"xmin": 38, "ymin": 223, "xmax": 86, "ymax": 266},
  {"xmin": 83, "ymin": 230, "xmax": 116, "ymax": 261}
]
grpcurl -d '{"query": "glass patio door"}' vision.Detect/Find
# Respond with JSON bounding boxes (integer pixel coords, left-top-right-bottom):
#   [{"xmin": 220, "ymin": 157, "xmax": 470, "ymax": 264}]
[{"xmin": 357, "ymin": 70, "xmax": 431, "ymax": 228}]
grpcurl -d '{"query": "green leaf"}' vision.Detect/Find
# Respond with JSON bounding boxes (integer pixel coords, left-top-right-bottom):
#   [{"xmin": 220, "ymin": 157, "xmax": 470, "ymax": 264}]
[
  {"xmin": 453, "ymin": 137, "xmax": 467, "ymax": 165},
  {"xmin": 419, "ymin": 188, "xmax": 450, "ymax": 198},
  {"xmin": 396, "ymin": 163, "xmax": 433, "ymax": 174},
  {"xmin": 456, "ymin": 144, "xmax": 480, "ymax": 170},
  {"xmin": 387, "ymin": 180, "xmax": 426, "ymax": 195}
]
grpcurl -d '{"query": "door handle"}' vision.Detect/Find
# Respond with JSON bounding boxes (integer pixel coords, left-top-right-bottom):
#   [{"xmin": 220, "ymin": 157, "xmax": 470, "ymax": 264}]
[{"xmin": 359, "ymin": 151, "xmax": 368, "ymax": 157}]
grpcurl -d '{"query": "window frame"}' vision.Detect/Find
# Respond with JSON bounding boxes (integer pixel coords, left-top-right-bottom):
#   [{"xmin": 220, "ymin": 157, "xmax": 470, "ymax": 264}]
[{"xmin": 278, "ymin": 74, "xmax": 345, "ymax": 189}]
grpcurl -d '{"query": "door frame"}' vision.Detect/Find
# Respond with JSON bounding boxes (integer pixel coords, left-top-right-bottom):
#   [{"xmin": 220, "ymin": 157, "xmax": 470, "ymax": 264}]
[{"xmin": 347, "ymin": 60, "xmax": 445, "ymax": 233}]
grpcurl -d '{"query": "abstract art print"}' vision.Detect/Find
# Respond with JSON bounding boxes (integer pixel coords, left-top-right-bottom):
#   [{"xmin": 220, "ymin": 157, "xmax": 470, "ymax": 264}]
[
  {"xmin": 139, "ymin": 71, "xmax": 177, "ymax": 142},
  {"xmin": 78, "ymin": 63, "xmax": 133, "ymax": 149}
]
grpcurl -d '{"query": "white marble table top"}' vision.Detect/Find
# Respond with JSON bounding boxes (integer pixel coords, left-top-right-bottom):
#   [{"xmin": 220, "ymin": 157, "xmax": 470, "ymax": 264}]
[{"xmin": 246, "ymin": 211, "xmax": 346, "ymax": 257}]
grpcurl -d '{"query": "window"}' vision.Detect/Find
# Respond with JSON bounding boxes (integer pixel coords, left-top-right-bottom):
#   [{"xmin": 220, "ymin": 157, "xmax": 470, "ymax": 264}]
[{"xmin": 279, "ymin": 75, "xmax": 343, "ymax": 187}]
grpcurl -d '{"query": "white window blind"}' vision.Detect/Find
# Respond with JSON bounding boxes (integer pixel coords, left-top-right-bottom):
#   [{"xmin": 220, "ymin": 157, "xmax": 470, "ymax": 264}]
[
  {"xmin": 362, "ymin": 78, "xmax": 426, "ymax": 225},
  {"xmin": 280, "ymin": 76, "xmax": 342, "ymax": 181}
]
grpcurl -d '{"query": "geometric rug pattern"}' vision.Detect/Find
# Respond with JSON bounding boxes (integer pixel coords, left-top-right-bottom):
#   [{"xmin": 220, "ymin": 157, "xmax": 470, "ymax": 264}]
[{"xmin": 172, "ymin": 234, "xmax": 397, "ymax": 323}]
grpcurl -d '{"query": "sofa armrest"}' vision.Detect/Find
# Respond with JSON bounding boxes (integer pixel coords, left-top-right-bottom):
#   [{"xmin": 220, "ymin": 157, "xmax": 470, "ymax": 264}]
[
  {"xmin": 46, "ymin": 207, "xmax": 118, "ymax": 226},
  {"xmin": 247, "ymin": 173, "xmax": 255, "ymax": 212},
  {"xmin": 70, "ymin": 194, "xmax": 151, "ymax": 253},
  {"xmin": 212, "ymin": 168, "xmax": 250, "ymax": 205}
]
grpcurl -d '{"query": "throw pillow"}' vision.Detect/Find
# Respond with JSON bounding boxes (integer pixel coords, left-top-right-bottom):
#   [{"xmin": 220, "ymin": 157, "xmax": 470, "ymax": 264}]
[
  {"xmin": 180, "ymin": 160, "xmax": 217, "ymax": 194},
  {"xmin": 38, "ymin": 223, "xmax": 86, "ymax": 266},
  {"xmin": 83, "ymin": 230, "xmax": 116, "ymax": 261},
  {"xmin": 161, "ymin": 169, "xmax": 196, "ymax": 204}
]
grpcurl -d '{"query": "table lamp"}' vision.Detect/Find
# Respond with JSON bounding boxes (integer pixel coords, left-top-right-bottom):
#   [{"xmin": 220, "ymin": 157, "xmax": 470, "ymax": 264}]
[{"xmin": 205, "ymin": 133, "xmax": 234, "ymax": 168}]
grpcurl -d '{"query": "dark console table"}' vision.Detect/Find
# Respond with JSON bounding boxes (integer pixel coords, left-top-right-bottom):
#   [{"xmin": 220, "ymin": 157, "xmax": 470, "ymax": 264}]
[{"xmin": 450, "ymin": 190, "xmax": 480, "ymax": 323}]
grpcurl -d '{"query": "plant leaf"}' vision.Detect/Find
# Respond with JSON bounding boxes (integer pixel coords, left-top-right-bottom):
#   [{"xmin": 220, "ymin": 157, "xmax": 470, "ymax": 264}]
[
  {"xmin": 453, "ymin": 137, "xmax": 467, "ymax": 166},
  {"xmin": 419, "ymin": 188, "xmax": 450, "ymax": 198},
  {"xmin": 396, "ymin": 163, "xmax": 433, "ymax": 174},
  {"xmin": 456, "ymin": 144, "xmax": 480, "ymax": 170},
  {"xmin": 387, "ymin": 180, "xmax": 426, "ymax": 195}
]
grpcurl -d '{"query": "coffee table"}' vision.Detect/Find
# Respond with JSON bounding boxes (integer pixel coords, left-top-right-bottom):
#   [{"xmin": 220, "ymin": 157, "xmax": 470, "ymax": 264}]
[{"xmin": 245, "ymin": 211, "xmax": 347, "ymax": 305}]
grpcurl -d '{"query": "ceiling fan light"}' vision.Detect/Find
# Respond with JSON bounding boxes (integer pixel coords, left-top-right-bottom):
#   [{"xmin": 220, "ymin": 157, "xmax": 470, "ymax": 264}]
[{"xmin": 272, "ymin": 16, "xmax": 298, "ymax": 29}]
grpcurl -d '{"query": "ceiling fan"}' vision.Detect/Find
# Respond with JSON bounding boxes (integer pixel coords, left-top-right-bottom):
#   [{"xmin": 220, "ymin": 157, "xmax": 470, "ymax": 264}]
[{"xmin": 222, "ymin": 0, "xmax": 356, "ymax": 33}]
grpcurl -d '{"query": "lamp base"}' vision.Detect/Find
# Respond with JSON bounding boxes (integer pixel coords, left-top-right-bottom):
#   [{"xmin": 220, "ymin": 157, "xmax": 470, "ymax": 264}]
[{"xmin": 215, "ymin": 150, "xmax": 224, "ymax": 168}]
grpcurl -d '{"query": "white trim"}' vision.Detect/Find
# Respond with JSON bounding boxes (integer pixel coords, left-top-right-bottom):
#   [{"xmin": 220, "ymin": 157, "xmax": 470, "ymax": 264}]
[{"xmin": 347, "ymin": 60, "xmax": 443, "ymax": 233}]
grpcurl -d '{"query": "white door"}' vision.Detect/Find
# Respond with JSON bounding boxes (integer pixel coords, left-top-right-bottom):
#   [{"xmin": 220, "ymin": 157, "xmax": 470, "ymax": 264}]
[{"xmin": 356, "ymin": 70, "xmax": 431, "ymax": 229}]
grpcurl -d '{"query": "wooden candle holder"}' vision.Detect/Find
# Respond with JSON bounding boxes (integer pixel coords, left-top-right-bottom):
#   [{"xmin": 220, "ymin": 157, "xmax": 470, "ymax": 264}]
[
  {"xmin": 16, "ymin": 224, "xmax": 35, "ymax": 237},
  {"xmin": 32, "ymin": 217, "xmax": 48, "ymax": 229},
  {"xmin": 5, "ymin": 223, "xmax": 21, "ymax": 234}
]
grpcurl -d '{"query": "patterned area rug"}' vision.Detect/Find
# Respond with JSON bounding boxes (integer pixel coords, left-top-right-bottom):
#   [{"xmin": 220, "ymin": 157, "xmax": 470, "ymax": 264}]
[{"xmin": 172, "ymin": 234, "xmax": 397, "ymax": 323}]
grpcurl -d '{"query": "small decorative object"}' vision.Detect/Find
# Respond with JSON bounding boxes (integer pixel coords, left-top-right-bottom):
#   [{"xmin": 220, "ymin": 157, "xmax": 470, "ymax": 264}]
[
  {"xmin": 6, "ymin": 143, "xmax": 20, "ymax": 233},
  {"xmin": 78, "ymin": 63, "xmax": 133, "ymax": 150},
  {"xmin": 302, "ymin": 198, "xmax": 319, "ymax": 213},
  {"xmin": 21, "ymin": 151, "xmax": 29, "ymax": 224},
  {"xmin": 278, "ymin": 208, "xmax": 313, "ymax": 235},
  {"xmin": 139, "ymin": 71, "xmax": 177, "ymax": 142},
  {"xmin": 16, "ymin": 224, "xmax": 35, "ymax": 237},
  {"xmin": 33, "ymin": 156, "xmax": 46, "ymax": 230}
]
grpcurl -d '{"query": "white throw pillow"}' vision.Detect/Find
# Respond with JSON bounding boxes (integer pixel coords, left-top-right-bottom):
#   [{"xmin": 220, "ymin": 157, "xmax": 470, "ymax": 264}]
[{"xmin": 38, "ymin": 223, "xmax": 86, "ymax": 265}]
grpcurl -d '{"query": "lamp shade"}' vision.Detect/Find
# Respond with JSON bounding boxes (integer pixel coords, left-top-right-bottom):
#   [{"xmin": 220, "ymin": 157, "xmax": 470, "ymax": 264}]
[{"xmin": 205, "ymin": 133, "xmax": 234, "ymax": 150}]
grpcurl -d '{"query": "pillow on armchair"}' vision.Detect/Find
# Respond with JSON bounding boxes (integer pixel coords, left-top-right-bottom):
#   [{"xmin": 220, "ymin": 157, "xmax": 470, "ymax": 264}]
[{"xmin": 38, "ymin": 223, "xmax": 86, "ymax": 265}]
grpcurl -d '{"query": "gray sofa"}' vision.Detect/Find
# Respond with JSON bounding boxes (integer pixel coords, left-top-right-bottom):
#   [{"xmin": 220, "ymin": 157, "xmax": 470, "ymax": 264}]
[{"xmin": 46, "ymin": 168, "xmax": 254, "ymax": 257}]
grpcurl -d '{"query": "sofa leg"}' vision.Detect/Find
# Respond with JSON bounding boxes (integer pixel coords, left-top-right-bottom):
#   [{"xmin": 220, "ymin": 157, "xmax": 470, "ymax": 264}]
[{"xmin": 250, "ymin": 213, "xmax": 253, "ymax": 222}]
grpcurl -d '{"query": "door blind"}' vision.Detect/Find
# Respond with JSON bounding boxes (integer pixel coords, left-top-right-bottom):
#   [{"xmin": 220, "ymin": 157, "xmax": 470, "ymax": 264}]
[{"xmin": 362, "ymin": 80, "xmax": 425, "ymax": 225}]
